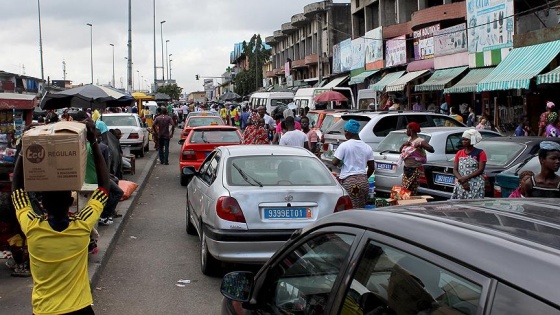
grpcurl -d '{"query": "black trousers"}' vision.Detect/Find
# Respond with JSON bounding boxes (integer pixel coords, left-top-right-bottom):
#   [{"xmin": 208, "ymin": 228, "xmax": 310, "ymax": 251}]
[{"xmin": 35, "ymin": 305, "xmax": 94, "ymax": 315}]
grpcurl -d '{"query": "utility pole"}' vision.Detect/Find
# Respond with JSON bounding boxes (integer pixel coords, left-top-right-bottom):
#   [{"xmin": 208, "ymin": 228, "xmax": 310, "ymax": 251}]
[
  {"xmin": 62, "ymin": 60, "xmax": 66, "ymax": 81},
  {"xmin": 37, "ymin": 0, "xmax": 45, "ymax": 94},
  {"xmin": 317, "ymin": 13, "xmax": 323, "ymax": 84},
  {"xmin": 127, "ymin": 0, "xmax": 133, "ymax": 93}
]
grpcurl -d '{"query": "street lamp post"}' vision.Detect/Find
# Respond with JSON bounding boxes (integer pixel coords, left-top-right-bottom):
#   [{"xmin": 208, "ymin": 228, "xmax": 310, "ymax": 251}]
[
  {"xmin": 109, "ymin": 43, "xmax": 115, "ymax": 87},
  {"xmin": 137, "ymin": 70, "xmax": 140, "ymax": 91},
  {"xmin": 169, "ymin": 58, "xmax": 173, "ymax": 80},
  {"xmin": 168, "ymin": 53, "xmax": 172, "ymax": 81},
  {"xmin": 87, "ymin": 23, "xmax": 93, "ymax": 84},
  {"xmin": 153, "ymin": 0, "xmax": 157, "ymax": 91},
  {"xmin": 160, "ymin": 20, "xmax": 166, "ymax": 82},
  {"xmin": 166, "ymin": 40, "xmax": 170, "ymax": 81}
]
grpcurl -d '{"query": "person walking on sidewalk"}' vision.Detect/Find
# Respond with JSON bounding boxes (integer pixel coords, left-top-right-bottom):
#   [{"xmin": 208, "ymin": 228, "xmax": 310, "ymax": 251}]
[
  {"xmin": 153, "ymin": 107, "xmax": 176, "ymax": 165},
  {"xmin": 11, "ymin": 119, "xmax": 110, "ymax": 315}
]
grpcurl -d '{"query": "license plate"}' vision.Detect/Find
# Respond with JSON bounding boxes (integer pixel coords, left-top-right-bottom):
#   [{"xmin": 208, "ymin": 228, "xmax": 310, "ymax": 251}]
[
  {"xmin": 434, "ymin": 173, "xmax": 455, "ymax": 186},
  {"xmin": 263, "ymin": 208, "xmax": 312, "ymax": 219},
  {"xmin": 376, "ymin": 162, "xmax": 396, "ymax": 172}
]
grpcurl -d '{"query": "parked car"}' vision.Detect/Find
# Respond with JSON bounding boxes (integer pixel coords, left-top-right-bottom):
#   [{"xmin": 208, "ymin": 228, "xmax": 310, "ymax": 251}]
[
  {"xmin": 179, "ymin": 125, "xmax": 242, "ymax": 186},
  {"xmin": 221, "ymin": 199, "xmax": 560, "ymax": 314},
  {"xmin": 180, "ymin": 116, "xmax": 225, "ymax": 143},
  {"xmin": 321, "ymin": 111, "xmax": 465, "ymax": 170},
  {"xmin": 373, "ymin": 127, "xmax": 501, "ymax": 194},
  {"xmin": 494, "ymin": 151, "xmax": 560, "ymax": 197},
  {"xmin": 184, "ymin": 145, "xmax": 352, "ymax": 275},
  {"xmin": 100, "ymin": 113, "xmax": 149, "ymax": 157},
  {"xmin": 418, "ymin": 137, "xmax": 555, "ymax": 199}
]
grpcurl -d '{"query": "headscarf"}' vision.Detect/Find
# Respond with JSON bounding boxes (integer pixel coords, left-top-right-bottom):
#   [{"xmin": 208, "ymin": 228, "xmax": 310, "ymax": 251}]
[
  {"xmin": 407, "ymin": 122, "xmax": 421, "ymax": 133},
  {"xmin": 462, "ymin": 129, "xmax": 482, "ymax": 144},
  {"xmin": 248, "ymin": 112, "xmax": 260, "ymax": 124},
  {"xmin": 540, "ymin": 141, "xmax": 560, "ymax": 151},
  {"xmin": 546, "ymin": 111, "xmax": 558, "ymax": 124},
  {"xmin": 344, "ymin": 119, "xmax": 360, "ymax": 134},
  {"xmin": 547, "ymin": 101, "xmax": 556, "ymax": 109},
  {"xmin": 243, "ymin": 112, "xmax": 269, "ymax": 145}
]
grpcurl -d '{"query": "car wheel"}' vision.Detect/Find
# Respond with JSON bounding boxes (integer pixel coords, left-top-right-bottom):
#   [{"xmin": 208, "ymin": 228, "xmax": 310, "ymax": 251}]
[
  {"xmin": 200, "ymin": 231, "xmax": 219, "ymax": 276},
  {"xmin": 144, "ymin": 142, "xmax": 149, "ymax": 152},
  {"xmin": 180, "ymin": 174, "xmax": 191, "ymax": 186},
  {"xmin": 186, "ymin": 198, "xmax": 196, "ymax": 235},
  {"xmin": 138, "ymin": 147, "xmax": 145, "ymax": 158}
]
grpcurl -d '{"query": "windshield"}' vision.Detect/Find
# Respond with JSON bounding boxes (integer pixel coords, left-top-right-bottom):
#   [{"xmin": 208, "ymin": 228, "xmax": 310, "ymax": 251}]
[
  {"xmin": 189, "ymin": 130, "xmax": 240, "ymax": 143},
  {"xmin": 306, "ymin": 112, "xmax": 320, "ymax": 128},
  {"xmin": 376, "ymin": 133, "xmax": 431, "ymax": 153},
  {"xmin": 102, "ymin": 115, "xmax": 138, "ymax": 127},
  {"xmin": 187, "ymin": 117, "xmax": 224, "ymax": 127},
  {"xmin": 326, "ymin": 116, "xmax": 370, "ymax": 135},
  {"xmin": 271, "ymin": 99, "xmax": 294, "ymax": 107},
  {"xmin": 477, "ymin": 142, "xmax": 525, "ymax": 166},
  {"xmin": 227, "ymin": 156, "xmax": 336, "ymax": 186}
]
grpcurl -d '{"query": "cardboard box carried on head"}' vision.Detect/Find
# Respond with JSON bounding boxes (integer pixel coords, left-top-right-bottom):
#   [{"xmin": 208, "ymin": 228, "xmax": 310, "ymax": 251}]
[{"xmin": 22, "ymin": 121, "xmax": 87, "ymax": 191}]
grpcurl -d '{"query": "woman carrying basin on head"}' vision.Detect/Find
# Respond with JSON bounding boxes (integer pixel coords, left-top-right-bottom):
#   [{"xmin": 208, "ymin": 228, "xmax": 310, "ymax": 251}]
[
  {"xmin": 398, "ymin": 122, "xmax": 434, "ymax": 195},
  {"xmin": 451, "ymin": 129, "xmax": 487, "ymax": 200}
]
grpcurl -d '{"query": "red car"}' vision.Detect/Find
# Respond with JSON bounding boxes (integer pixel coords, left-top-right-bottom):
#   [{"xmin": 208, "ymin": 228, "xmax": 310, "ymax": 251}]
[
  {"xmin": 179, "ymin": 125, "xmax": 242, "ymax": 186},
  {"xmin": 180, "ymin": 116, "xmax": 225, "ymax": 142}
]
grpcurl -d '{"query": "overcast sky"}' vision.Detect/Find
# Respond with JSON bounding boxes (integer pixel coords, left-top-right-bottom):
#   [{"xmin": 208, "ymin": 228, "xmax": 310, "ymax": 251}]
[{"xmin": 0, "ymin": 0, "xmax": 347, "ymax": 96}]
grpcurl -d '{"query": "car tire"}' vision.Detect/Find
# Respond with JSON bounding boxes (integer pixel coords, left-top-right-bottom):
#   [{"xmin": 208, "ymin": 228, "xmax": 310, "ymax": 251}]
[
  {"xmin": 138, "ymin": 147, "xmax": 145, "ymax": 158},
  {"xmin": 186, "ymin": 199, "xmax": 197, "ymax": 236},
  {"xmin": 180, "ymin": 174, "xmax": 191, "ymax": 186},
  {"xmin": 144, "ymin": 142, "xmax": 149, "ymax": 152},
  {"xmin": 200, "ymin": 231, "xmax": 219, "ymax": 276}
]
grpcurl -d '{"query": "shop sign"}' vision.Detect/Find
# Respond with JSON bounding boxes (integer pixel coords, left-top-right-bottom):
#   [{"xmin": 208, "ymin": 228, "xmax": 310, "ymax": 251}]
[
  {"xmin": 340, "ymin": 39, "xmax": 352, "ymax": 72},
  {"xmin": 365, "ymin": 27, "xmax": 383, "ymax": 70},
  {"xmin": 332, "ymin": 43, "xmax": 341, "ymax": 74},
  {"xmin": 466, "ymin": 0, "xmax": 514, "ymax": 53},
  {"xmin": 284, "ymin": 61, "xmax": 291, "ymax": 78},
  {"xmin": 385, "ymin": 35, "xmax": 407, "ymax": 67},
  {"xmin": 351, "ymin": 37, "xmax": 366, "ymax": 70},
  {"xmin": 413, "ymin": 24, "xmax": 440, "ymax": 60},
  {"xmin": 435, "ymin": 24, "xmax": 467, "ymax": 57}
]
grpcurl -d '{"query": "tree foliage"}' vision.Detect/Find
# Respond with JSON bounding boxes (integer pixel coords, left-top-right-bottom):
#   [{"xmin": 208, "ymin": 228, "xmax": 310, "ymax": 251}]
[
  {"xmin": 232, "ymin": 34, "xmax": 271, "ymax": 96},
  {"xmin": 157, "ymin": 83, "xmax": 183, "ymax": 100}
]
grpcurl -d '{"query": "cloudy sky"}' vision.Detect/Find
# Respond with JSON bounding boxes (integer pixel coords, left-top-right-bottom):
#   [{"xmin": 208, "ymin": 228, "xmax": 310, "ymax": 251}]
[{"xmin": 0, "ymin": 0, "xmax": 347, "ymax": 96}]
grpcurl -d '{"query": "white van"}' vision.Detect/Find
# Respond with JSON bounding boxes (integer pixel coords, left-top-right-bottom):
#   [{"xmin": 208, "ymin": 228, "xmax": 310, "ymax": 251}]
[
  {"xmin": 357, "ymin": 89, "xmax": 378, "ymax": 110},
  {"xmin": 249, "ymin": 92, "xmax": 294, "ymax": 114},
  {"xmin": 293, "ymin": 87, "xmax": 355, "ymax": 111}
]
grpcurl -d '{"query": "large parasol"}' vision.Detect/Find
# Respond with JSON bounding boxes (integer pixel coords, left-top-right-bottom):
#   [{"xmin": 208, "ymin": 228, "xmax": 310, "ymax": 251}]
[
  {"xmin": 313, "ymin": 90, "xmax": 348, "ymax": 103},
  {"xmin": 40, "ymin": 84, "xmax": 134, "ymax": 109},
  {"xmin": 220, "ymin": 91, "xmax": 242, "ymax": 101}
]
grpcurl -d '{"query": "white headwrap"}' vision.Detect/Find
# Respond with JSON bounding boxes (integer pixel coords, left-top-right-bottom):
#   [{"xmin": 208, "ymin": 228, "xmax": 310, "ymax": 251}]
[{"xmin": 462, "ymin": 129, "xmax": 482, "ymax": 144}]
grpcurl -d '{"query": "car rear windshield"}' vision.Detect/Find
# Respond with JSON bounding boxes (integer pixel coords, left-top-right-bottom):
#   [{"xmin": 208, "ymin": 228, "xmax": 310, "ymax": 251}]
[
  {"xmin": 102, "ymin": 115, "xmax": 138, "ymax": 127},
  {"xmin": 227, "ymin": 156, "xmax": 336, "ymax": 186},
  {"xmin": 376, "ymin": 132, "xmax": 431, "ymax": 153},
  {"xmin": 325, "ymin": 115, "xmax": 370, "ymax": 135},
  {"xmin": 187, "ymin": 117, "xmax": 224, "ymax": 127},
  {"xmin": 477, "ymin": 141, "xmax": 525, "ymax": 166},
  {"xmin": 189, "ymin": 130, "xmax": 240, "ymax": 144}
]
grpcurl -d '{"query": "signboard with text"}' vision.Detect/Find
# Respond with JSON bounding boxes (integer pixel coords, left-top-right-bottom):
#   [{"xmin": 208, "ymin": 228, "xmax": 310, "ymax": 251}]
[
  {"xmin": 332, "ymin": 43, "xmax": 341, "ymax": 74},
  {"xmin": 351, "ymin": 37, "xmax": 366, "ymax": 70},
  {"xmin": 435, "ymin": 24, "xmax": 468, "ymax": 57},
  {"xmin": 385, "ymin": 35, "xmax": 406, "ymax": 67},
  {"xmin": 413, "ymin": 24, "xmax": 440, "ymax": 60},
  {"xmin": 466, "ymin": 0, "xmax": 514, "ymax": 53},
  {"xmin": 365, "ymin": 27, "xmax": 383, "ymax": 70},
  {"xmin": 340, "ymin": 39, "xmax": 352, "ymax": 72}
]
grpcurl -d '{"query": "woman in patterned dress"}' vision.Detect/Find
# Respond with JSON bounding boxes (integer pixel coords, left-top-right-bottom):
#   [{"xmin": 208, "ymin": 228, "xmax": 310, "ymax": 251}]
[
  {"xmin": 242, "ymin": 112, "xmax": 270, "ymax": 145},
  {"xmin": 399, "ymin": 122, "xmax": 434, "ymax": 195},
  {"xmin": 450, "ymin": 129, "xmax": 487, "ymax": 200}
]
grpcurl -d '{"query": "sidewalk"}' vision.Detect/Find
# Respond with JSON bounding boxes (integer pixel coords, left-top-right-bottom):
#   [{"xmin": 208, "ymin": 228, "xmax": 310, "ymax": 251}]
[{"xmin": 88, "ymin": 151, "xmax": 157, "ymax": 287}]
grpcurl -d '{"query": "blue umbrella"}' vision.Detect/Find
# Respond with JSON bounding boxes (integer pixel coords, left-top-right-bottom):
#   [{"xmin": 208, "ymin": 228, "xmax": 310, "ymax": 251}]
[{"xmin": 40, "ymin": 84, "xmax": 134, "ymax": 109}]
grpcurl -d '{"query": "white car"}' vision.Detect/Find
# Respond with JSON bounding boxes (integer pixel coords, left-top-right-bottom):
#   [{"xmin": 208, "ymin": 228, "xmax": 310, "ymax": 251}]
[
  {"xmin": 185, "ymin": 145, "xmax": 352, "ymax": 276},
  {"xmin": 100, "ymin": 113, "xmax": 149, "ymax": 157}
]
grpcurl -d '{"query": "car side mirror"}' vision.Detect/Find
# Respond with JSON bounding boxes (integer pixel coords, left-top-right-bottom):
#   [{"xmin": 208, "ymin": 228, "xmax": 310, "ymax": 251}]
[
  {"xmin": 182, "ymin": 167, "xmax": 197, "ymax": 176},
  {"xmin": 178, "ymin": 139, "xmax": 185, "ymax": 145},
  {"xmin": 220, "ymin": 271, "xmax": 254, "ymax": 302}
]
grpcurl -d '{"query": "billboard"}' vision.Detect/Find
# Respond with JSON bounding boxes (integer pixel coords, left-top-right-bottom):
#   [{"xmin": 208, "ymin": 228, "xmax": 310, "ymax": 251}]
[
  {"xmin": 413, "ymin": 24, "xmax": 440, "ymax": 60},
  {"xmin": 340, "ymin": 39, "xmax": 352, "ymax": 72},
  {"xmin": 351, "ymin": 37, "xmax": 366, "ymax": 70},
  {"xmin": 332, "ymin": 43, "xmax": 341, "ymax": 74},
  {"xmin": 434, "ymin": 24, "xmax": 467, "ymax": 57},
  {"xmin": 466, "ymin": 0, "xmax": 514, "ymax": 53},
  {"xmin": 385, "ymin": 35, "xmax": 407, "ymax": 67},
  {"xmin": 365, "ymin": 27, "xmax": 383, "ymax": 70}
]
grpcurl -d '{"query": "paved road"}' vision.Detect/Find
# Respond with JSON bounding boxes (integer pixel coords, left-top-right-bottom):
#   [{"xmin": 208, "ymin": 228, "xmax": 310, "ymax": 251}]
[
  {"xmin": 0, "ymin": 146, "xmax": 158, "ymax": 314},
  {"xmin": 92, "ymin": 139, "xmax": 224, "ymax": 314}
]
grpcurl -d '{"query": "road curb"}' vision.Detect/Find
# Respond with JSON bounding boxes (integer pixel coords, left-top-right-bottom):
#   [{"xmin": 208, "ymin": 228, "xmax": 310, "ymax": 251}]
[{"xmin": 88, "ymin": 152, "xmax": 157, "ymax": 288}]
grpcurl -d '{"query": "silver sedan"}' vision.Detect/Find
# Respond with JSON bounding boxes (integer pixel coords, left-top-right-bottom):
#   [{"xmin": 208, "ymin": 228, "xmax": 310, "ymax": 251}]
[
  {"xmin": 185, "ymin": 145, "xmax": 352, "ymax": 276},
  {"xmin": 373, "ymin": 127, "xmax": 501, "ymax": 194}
]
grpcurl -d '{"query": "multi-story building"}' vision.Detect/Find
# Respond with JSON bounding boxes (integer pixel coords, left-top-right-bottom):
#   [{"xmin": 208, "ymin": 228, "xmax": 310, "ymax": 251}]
[{"xmin": 265, "ymin": 0, "xmax": 352, "ymax": 88}]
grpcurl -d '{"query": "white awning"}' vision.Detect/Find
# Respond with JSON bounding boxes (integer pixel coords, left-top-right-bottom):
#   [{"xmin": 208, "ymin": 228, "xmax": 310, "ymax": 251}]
[{"xmin": 323, "ymin": 76, "xmax": 349, "ymax": 88}]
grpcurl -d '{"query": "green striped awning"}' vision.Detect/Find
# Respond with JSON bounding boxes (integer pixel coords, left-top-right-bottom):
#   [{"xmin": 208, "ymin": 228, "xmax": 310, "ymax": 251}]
[
  {"xmin": 386, "ymin": 70, "xmax": 430, "ymax": 92},
  {"xmin": 477, "ymin": 40, "xmax": 560, "ymax": 92},
  {"xmin": 444, "ymin": 67, "xmax": 495, "ymax": 94},
  {"xmin": 369, "ymin": 71, "xmax": 405, "ymax": 91},
  {"xmin": 348, "ymin": 70, "xmax": 380, "ymax": 85},
  {"xmin": 415, "ymin": 67, "xmax": 468, "ymax": 92},
  {"xmin": 537, "ymin": 66, "xmax": 560, "ymax": 85}
]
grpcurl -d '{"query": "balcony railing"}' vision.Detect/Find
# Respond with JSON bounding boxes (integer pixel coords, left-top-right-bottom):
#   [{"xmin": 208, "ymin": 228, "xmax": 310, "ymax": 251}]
[{"xmin": 281, "ymin": 22, "xmax": 297, "ymax": 34}]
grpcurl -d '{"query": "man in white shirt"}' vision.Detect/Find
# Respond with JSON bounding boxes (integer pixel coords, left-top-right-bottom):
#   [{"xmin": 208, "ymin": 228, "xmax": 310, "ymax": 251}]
[
  {"xmin": 279, "ymin": 117, "xmax": 309, "ymax": 149},
  {"xmin": 257, "ymin": 106, "xmax": 276, "ymax": 130}
]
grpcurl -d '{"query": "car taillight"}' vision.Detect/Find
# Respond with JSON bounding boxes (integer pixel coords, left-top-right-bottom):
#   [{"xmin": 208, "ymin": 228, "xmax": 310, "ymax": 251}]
[
  {"xmin": 216, "ymin": 197, "xmax": 246, "ymax": 223},
  {"xmin": 334, "ymin": 196, "xmax": 353, "ymax": 212},
  {"xmin": 128, "ymin": 132, "xmax": 139, "ymax": 139},
  {"xmin": 417, "ymin": 166, "xmax": 427, "ymax": 186},
  {"xmin": 182, "ymin": 149, "xmax": 196, "ymax": 160},
  {"xmin": 493, "ymin": 184, "xmax": 502, "ymax": 198}
]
